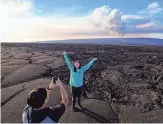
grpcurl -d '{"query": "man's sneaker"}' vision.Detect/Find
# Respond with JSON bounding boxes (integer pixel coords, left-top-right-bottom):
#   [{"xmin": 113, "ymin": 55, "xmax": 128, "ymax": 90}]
[{"xmin": 77, "ymin": 105, "xmax": 83, "ymax": 110}]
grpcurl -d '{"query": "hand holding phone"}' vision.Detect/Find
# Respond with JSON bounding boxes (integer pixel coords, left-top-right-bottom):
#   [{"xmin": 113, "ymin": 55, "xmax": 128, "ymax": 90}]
[
  {"xmin": 52, "ymin": 76, "xmax": 57, "ymax": 84},
  {"xmin": 49, "ymin": 73, "xmax": 64, "ymax": 88},
  {"xmin": 48, "ymin": 77, "xmax": 57, "ymax": 90},
  {"xmin": 55, "ymin": 77, "xmax": 63, "ymax": 87}
]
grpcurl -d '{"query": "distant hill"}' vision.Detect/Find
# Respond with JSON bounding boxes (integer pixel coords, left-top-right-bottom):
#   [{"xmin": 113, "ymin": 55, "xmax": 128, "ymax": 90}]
[{"xmin": 38, "ymin": 38, "xmax": 163, "ymax": 46}]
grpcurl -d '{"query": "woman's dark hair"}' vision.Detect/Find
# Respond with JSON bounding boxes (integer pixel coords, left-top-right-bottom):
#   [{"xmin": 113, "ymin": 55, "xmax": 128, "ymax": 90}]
[{"xmin": 74, "ymin": 61, "xmax": 81, "ymax": 72}]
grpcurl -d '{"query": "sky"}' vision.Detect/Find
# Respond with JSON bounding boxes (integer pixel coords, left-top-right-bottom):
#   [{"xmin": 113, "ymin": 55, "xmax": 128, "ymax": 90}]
[{"xmin": 0, "ymin": 0, "xmax": 163, "ymax": 42}]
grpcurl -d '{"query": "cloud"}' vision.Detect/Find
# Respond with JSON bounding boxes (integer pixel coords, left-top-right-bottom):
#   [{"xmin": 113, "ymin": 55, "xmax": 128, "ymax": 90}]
[
  {"xmin": 148, "ymin": 33, "xmax": 163, "ymax": 39},
  {"xmin": 148, "ymin": 2, "xmax": 160, "ymax": 9},
  {"xmin": 0, "ymin": 0, "xmax": 91, "ymax": 42},
  {"xmin": 122, "ymin": 2, "xmax": 163, "ymax": 21},
  {"xmin": 124, "ymin": 25, "xmax": 163, "ymax": 34},
  {"xmin": 121, "ymin": 15, "xmax": 145, "ymax": 21},
  {"xmin": 0, "ymin": 0, "xmax": 33, "ymax": 18},
  {"xmin": 136, "ymin": 22, "xmax": 156, "ymax": 29},
  {"xmin": 139, "ymin": 2, "xmax": 163, "ymax": 16},
  {"xmin": 90, "ymin": 5, "xmax": 126, "ymax": 36},
  {"xmin": 121, "ymin": 2, "xmax": 163, "ymax": 34},
  {"xmin": 1, "ymin": 0, "xmax": 163, "ymax": 42},
  {"xmin": 1, "ymin": 1, "xmax": 127, "ymax": 42}
]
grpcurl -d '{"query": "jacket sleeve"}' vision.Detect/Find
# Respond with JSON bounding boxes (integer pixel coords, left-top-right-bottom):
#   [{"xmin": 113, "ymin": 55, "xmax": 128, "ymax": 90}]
[
  {"xmin": 22, "ymin": 112, "xmax": 28, "ymax": 123},
  {"xmin": 82, "ymin": 59, "xmax": 95, "ymax": 72},
  {"xmin": 63, "ymin": 53, "xmax": 73, "ymax": 70}
]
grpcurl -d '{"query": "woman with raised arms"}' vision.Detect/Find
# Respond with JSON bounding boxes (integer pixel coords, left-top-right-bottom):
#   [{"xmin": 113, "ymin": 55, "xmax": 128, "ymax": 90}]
[{"xmin": 63, "ymin": 52, "xmax": 97, "ymax": 111}]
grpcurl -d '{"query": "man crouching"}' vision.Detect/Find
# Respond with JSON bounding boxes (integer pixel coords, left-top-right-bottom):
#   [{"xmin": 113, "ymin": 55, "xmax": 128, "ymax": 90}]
[{"xmin": 22, "ymin": 77, "xmax": 69, "ymax": 123}]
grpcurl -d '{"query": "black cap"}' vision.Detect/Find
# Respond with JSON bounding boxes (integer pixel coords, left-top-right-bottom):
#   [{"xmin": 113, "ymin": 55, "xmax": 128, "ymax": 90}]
[{"xmin": 27, "ymin": 88, "xmax": 47, "ymax": 109}]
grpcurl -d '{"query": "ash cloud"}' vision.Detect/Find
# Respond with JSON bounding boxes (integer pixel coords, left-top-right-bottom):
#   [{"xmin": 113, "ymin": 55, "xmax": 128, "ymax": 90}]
[{"xmin": 90, "ymin": 5, "xmax": 126, "ymax": 37}]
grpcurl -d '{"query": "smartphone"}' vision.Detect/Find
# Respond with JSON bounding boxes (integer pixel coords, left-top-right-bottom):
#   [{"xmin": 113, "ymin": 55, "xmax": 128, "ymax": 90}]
[
  {"xmin": 52, "ymin": 76, "xmax": 57, "ymax": 84},
  {"xmin": 59, "ymin": 73, "xmax": 63, "ymax": 81},
  {"xmin": 52, "ymin": 73, "xmax": 63, "ymax": 84}
]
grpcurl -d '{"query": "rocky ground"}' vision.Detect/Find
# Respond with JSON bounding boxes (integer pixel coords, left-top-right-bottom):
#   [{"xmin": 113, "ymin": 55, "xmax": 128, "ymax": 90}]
[{"xmin": 1, "ymin": 43, "xmax": 163, "ymax": 123}]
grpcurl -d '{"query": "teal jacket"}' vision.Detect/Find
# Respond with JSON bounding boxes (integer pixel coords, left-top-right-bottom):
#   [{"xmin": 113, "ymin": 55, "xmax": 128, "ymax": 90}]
[{"xmin": 64, "ymin": 53, "xmax": 95, "ymax": 87}]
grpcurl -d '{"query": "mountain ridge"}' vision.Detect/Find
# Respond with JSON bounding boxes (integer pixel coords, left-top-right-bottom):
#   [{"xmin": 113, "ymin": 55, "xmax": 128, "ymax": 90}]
[{"xmin": 38, "ymin": 38, "xmax": 163, "ymax": 46}]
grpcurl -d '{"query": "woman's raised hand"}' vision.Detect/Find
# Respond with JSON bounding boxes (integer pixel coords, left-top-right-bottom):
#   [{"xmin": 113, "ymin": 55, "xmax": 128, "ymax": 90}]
[{"xmin": 93, "ymin": 58, "xmax": 97, "ymax": 61}]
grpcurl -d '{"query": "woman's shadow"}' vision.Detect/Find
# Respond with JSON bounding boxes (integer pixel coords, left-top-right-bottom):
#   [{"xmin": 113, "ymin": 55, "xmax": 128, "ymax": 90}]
[{"xmin": 79, "ymin": 107, "xmax": 114, "ymax": 123}]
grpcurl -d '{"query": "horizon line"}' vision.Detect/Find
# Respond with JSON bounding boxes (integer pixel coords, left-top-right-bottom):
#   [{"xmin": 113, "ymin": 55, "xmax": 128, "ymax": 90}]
[{"xmin": 1, "ymin": 37, "xmax": 163, "ymax": 43}]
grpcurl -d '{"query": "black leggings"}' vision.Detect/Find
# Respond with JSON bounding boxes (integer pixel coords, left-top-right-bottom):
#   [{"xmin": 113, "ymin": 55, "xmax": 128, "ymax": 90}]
[{"xmin": 71, "ymin": 86, "xmax": 83, "ymax": 107}]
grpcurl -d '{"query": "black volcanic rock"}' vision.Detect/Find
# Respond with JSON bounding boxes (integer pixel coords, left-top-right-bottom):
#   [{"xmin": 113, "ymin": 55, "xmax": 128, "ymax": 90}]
[
  {"xmin": 2, "ymin": 64, "xmax": 49, "ymax": 88},
  {"xmin": 1, "ymin": 43, "xmax": 163, "ymax": 123},
  {"xmin": 60, "ymin": 99, "xmax": 119, "ymax": 123}
]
